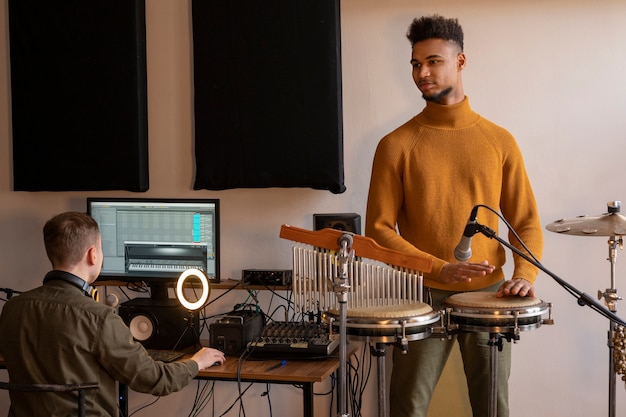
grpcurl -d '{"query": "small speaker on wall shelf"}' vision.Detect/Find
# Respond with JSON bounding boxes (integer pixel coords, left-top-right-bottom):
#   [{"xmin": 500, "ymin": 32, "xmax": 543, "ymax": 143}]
[
  {"xmin": 314, "ymin": 213, "xmax": 361, "ymax": 235},
  {"xmin": 118, "ymin": 298, "xmax": 199, "ymax": 350}
]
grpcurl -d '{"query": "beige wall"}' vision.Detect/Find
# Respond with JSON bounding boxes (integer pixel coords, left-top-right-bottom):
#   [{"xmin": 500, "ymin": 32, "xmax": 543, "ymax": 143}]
[{"xmin": 2, "ymin": 1, "xmax": 626, "ymax": 416}]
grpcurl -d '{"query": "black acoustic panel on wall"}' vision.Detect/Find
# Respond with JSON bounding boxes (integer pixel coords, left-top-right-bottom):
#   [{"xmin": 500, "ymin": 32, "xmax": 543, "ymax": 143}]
[
  {"xmin": 9, "ymin": 0, "xmax": 149, "ymax": 191},
  {"xmin": 192, "ymin": 0, "xmax": 345, "ymax": 194}
]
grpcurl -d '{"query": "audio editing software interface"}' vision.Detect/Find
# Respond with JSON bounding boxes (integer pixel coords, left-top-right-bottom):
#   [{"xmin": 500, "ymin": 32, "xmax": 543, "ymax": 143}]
[{"xmin": 88, "ymin": 199, "xmax": 219, "ymax": 281}]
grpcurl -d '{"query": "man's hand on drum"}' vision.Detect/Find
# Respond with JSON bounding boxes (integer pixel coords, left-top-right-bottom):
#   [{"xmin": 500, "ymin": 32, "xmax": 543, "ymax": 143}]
[
  {"xmin": 496, "ymin": 278, "xmax": 535, "ymax": 298},
  {"xmin": 440, "ymin": 260, "xmax": 495, "ymax": 284}
]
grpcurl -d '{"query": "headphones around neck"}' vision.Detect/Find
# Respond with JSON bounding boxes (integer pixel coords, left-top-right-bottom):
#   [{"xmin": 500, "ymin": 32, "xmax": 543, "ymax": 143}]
[{"xmin": 43, "ymin": 271, "xmax": 99, "ymax": 301}]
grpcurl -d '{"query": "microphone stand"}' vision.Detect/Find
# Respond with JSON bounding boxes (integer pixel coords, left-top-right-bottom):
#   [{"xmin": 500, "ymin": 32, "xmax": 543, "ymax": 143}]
[{"xmin": 335, "ymin": 233, "xmax": 354, "ymax": 417}]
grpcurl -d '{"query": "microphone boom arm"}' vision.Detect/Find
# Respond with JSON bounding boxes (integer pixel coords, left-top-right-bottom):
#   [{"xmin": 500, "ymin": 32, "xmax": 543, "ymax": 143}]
[
  {"xmin": 476, "ymin": 223, "xmax": 626, "ymax": 327},
  {"xmin": 0, "ymin": 288, "xmax": 21, "ymax": 300}
]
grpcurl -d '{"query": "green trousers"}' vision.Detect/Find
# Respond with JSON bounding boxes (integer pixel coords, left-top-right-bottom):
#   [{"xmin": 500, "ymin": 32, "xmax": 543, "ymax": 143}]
[{"xmin": 389, "ymin": 282, "xmax": 511, "ymax": 417}]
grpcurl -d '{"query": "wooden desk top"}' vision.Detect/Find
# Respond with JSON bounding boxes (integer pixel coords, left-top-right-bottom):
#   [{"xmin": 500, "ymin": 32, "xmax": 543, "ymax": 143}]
[
  {"xmin": 196, "ymin": 355, "xmax": 339, "ymax": 383},
  {"xmin": 0, "ymin": 352, "xmax": 340, "ymax": 384}
]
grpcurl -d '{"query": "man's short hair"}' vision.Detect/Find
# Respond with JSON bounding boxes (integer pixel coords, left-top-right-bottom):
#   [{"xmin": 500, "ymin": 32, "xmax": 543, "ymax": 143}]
[
  {"xmin": 43, "ymin": 212, "xmax": 100, "ymax": 267},
  {"xmin": 406, "ymin": 15, "xmax": 464, "ymax": 51}
]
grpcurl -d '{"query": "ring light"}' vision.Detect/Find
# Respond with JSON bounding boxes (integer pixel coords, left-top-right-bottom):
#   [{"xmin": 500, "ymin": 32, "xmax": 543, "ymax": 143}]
[{"xmin": 176, "ymin": 269, "xmax": 210, "ymax": 311}]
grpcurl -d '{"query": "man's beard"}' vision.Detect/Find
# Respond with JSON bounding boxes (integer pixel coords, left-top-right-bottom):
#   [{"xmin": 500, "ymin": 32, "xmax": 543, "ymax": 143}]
[{"xmin": 423, "ymin": 87, "xmax": 452, "ymax": 103}]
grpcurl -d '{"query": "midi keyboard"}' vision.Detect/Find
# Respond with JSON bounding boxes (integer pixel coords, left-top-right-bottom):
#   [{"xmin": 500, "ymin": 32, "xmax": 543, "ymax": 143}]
[{"xmin": 248, "ymin": 321, "xmax": 339, "ymax": 359}]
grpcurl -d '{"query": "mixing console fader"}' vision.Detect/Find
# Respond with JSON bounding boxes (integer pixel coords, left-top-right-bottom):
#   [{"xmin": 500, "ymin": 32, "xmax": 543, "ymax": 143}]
[{"xmin": 248, "ymin": 321, "xmax": 339, "ymax": 358}]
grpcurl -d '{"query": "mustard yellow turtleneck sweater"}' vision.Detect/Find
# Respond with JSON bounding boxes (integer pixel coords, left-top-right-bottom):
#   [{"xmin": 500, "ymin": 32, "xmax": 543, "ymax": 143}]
[{"xmin": 365, "ymin": 97, "xmax": 543, "ymax": 292}]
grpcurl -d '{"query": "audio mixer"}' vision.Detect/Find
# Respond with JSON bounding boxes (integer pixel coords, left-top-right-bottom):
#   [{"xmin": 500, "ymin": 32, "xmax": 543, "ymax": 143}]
[{"xmin": 248, "ymin": 321, "xmax": 339, "ymax": 358}]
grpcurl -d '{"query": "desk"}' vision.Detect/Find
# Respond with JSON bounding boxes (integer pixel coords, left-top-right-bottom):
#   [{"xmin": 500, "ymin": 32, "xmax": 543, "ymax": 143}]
[
  {"xmin": 120, "ymin": 354, "xmax": 338, "ymax": 417},
  {"xmin": 1, "ymin": 354, "xmax": 338, "ymax": 417}
]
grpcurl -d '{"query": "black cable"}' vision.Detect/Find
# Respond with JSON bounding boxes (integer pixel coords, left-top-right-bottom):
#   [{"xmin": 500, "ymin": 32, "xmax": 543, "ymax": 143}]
[
  {"xmin": 128, "ymin": 396, "xmax": 160, "ymax": 416},
  {"xmin": 477, "ymin": 204, "xmax": 582, "ymax": 301},
  {"xmin": 266, "ymin": 304, "xmax": 289, "ymax": 322},
  {"xmin": 263, "ymin": 383, "xmax": 272, "ymax": 417},
  {"xmin": 233, "ymin": 347, "xmax": 256, "ymax": 417},
  {"xmin": 256, "ymin": 282, "xmax": 294, "ymax": 304},
  {"xmin": 345, "ymin": 346, "xmax": 372, "ymax": 417},
  {"xmin": 186, "ymin": 381, "xmax": 203, "ymax": 417},
  {"xmin": 217, "ymin": 382, "xmax": 254, "ymax": 417},
  {"xmin": 187, "ymin": 380, "xmax": 215, "ymax": 417},
  {"xmin": 347, "ymin": 353, "xmax": 361, "ymax": 416},
  {"xmin": 327, "ymin": 374, "xmax": 336, "ymax": 417},
  {"xmin": 477, "ymin": 204, "xmax": 541, "ymax": 264}
]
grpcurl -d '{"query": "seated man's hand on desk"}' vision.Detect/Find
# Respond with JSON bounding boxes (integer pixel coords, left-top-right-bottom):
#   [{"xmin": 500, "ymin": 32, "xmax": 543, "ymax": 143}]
[{"xmin": 191, "ymin": 347, "xmax": 225, "ymax": 369}]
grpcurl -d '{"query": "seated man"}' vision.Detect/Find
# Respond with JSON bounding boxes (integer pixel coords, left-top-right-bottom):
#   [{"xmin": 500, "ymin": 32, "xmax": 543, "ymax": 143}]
[{"xmin": 0, "ymin": 211, "xmax": 225, "ymax": 416}]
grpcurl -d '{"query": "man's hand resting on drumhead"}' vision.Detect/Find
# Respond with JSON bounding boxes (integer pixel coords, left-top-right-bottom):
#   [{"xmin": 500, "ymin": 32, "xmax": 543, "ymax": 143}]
[{"xmin": 496, "ymin": 278, "xmax": 535, "ymax": 298}]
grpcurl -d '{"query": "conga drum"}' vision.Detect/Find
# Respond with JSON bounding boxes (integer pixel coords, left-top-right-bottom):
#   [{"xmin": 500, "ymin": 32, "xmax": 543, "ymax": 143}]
[
  {"xmin": 324, "ymin": 302, "xmax": 440, "ymax": 344},
  {"xmin": 443, "ymin": 291, "xmax": 551, "ymax": 335}
]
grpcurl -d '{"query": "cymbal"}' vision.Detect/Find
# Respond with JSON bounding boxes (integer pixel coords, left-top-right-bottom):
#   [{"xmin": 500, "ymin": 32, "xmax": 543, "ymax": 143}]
[{"xmin": 546, "ymin": 212, "xmax": 626, "ymax": 236}]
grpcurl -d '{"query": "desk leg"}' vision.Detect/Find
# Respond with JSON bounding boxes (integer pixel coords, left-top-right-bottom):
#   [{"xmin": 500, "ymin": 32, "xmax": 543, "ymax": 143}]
[
  {"xmin": 303, "ymin": 382, "xmax": 313, "ymax": 417},
  {"xmin": 119, "ymin": 383, "xmax": 128, "ymax": 417}
]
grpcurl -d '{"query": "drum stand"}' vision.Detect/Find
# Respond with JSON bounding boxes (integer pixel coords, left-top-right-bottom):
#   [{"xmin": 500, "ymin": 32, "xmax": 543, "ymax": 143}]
[
  {"xmin": 370, "ymin": 340, "xmax": 412, "ymax": 417},
  {"xmin": 371, "ymin": 343, "xmax": 389, "ymax": 417},
  {"xmin": 486, "ymin": 332, "xmax": 517, "ymax": 417},
  {"xmin": 487, "ymin": 333, "xmax": 502, "ymax": 417},
  {"xmin": 597, "ymin": 235, "xmax": 623, "ymax": 417}
]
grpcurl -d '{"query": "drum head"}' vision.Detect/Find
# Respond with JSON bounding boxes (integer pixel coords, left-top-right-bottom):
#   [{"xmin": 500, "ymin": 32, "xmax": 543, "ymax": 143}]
[
  {"xmin": 345, "ymin": 302, "xmax": 433, "ymax": 319},
  {"xmin": 445, "ymin": 292, "xmax": 541, "ymax": 309}
]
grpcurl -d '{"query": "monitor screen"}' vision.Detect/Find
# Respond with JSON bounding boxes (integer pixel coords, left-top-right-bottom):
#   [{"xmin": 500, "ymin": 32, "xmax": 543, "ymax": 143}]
[{"xmin": 87, "ymin": 198, "xmax": 220, "ymax": 283}]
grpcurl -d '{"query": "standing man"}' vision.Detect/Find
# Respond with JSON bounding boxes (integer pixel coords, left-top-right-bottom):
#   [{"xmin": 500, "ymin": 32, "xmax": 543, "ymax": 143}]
[
  {"xmin": 0, "ymin": 212, "xmax": 225, "ymax": 417},
  {"xmin": 365, "ymin": 15, "xmax": 543, "ymax": 417}
]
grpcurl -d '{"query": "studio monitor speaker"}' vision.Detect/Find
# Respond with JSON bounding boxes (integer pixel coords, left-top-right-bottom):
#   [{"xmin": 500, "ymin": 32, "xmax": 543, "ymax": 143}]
[
  {"xmin": 118, "ymin": 298, "xmax": 199, "ymax": 350},
  {"xmin": 313, "ymin": 213, "xmax": 361, "ymax": 234}
]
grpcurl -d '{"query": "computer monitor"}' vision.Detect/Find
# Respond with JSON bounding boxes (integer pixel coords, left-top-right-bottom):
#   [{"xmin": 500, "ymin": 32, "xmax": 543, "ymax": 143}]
[{"xmin": 87, "ymin": 198, "xmax": 220, "ymax": 296}]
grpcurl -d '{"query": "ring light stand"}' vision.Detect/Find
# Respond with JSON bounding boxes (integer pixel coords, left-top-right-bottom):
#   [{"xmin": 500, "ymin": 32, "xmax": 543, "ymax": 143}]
[{"xmin": 175, "ymin": 268, "xmax": 211, "ymax": 349}]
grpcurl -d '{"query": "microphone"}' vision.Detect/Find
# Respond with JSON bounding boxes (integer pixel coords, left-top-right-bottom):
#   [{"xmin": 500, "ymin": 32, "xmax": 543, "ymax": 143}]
[{"xmin": 454, "ymin": 206, "xmax": 480, "ymax": 262}]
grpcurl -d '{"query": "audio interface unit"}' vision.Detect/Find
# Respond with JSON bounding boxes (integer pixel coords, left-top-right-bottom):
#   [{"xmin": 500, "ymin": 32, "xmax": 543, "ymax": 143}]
[{"xmin": 242, "ymin": 269, "xmax": 292, "ymax": 286}]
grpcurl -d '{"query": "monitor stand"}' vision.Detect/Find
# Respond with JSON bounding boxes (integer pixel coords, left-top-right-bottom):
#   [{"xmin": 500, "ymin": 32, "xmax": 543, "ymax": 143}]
[{"xmin": 149, "ymin": 282, "xmax": 170, "ymax": 302}]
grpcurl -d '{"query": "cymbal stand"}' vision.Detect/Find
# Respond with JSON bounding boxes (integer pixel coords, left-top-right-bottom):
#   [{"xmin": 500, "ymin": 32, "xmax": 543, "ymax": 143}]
[
  {"xmin": 598, "ymin": 234, "xmax": 623, "ymax": 417},
  {"xmin": 335, "ymin": 233, "xmax": 354, "ymax": 417}
]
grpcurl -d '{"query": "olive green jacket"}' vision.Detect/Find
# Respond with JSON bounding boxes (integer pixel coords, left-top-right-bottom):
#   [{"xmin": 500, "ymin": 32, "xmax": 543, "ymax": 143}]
[{"xmin": 0, "ymin": 275, "xmax": 198, "ymax": 416}]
